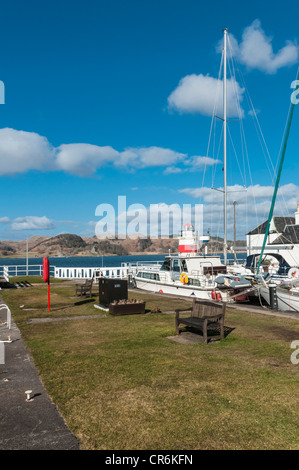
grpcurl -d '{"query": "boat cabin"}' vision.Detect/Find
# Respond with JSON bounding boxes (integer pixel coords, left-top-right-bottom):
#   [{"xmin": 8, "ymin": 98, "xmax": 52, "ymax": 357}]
[
  {"xmin": 160, "ymin": 255, "xmax": 227, "ymax": 277},
  {"xmin": 246, "ymin": 204, "xmax": 299, "ymax": 270}
]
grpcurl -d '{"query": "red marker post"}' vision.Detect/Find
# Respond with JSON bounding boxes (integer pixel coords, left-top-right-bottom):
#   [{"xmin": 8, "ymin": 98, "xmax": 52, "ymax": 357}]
[{"xmin": 43, "ymin": 257, "xmax": 50, "ymax": 311}]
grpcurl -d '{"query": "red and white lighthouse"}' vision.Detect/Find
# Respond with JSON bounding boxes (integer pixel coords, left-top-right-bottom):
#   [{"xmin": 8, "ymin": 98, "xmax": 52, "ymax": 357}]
[
  {"xmin": 178, "ymin": 223, "xmax": 210, "ymax": 255},
  {"xmin": 178, "ymin": 223, "xmax": 199, "ymax": 254}
]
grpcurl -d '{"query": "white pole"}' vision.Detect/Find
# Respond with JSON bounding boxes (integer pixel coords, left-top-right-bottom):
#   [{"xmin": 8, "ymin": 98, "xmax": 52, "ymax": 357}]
[
  {"xmin": 26, "ymin": 233, "xmax": 29, "ymax": 276},
  {"xmin": 223, "ymin": 28, "xmax": 228, "ymax": 266},
  {"xmin": 233, "ymin": 200, "xmax": 237, "ymax": 262}
]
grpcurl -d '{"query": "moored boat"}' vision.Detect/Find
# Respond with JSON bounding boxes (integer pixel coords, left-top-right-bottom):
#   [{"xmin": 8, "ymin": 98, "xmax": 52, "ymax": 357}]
[
  {"xmin": 134, "ymin": 222, "xmax": 251, "ymax": 302},
  {"xmin": 259, "ymin": 280, "xmax": 299, "ymax": 312},
  {"xmin": 133, "ymin": 28, "xmax": 255, "ymax": 303}
]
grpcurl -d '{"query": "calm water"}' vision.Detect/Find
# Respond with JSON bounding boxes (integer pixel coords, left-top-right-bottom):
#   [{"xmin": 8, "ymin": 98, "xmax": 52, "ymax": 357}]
[{"xmin": 0, "ymin": 252, "xmax": 247, "ymax": 268}]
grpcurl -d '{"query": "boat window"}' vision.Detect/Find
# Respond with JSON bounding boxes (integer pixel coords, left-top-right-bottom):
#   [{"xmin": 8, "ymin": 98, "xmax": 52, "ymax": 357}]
[
  {"xmin": 172, "ymin": 259, "xmax": 180, "ymax": 272},
  {"xmin": 189, "ymin": 278, "xmax": 200, "ymax": 286},
  {"xmin": 180, "ymin": 259, "xmax": 188, "ymax": 272},
  {"xmin": 137, "ymin": 271, "xmax": 160, "ymax": 281},
  {"xmin": 161, "ymin": 258, "xmax": 171, "ymax": 271},
  {"xmin": 139, "ymin": 272, "xmax": 158, "ymax": 280}
]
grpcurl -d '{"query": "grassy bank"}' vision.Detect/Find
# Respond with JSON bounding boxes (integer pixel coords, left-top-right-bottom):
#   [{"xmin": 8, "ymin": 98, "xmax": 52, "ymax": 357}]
[
  {"xmin": 1, "ymin": 283, "xmax": 299, "ymax": 450},
  {"xmin": 8, "ymin": 275, "xmax": 69, "ymax": 284}
]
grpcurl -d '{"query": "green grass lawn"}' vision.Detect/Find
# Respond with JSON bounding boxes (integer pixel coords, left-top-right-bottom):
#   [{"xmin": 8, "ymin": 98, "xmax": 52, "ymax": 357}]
[
  {"xmin": 2, "ymin": 283, "xmax": 299, "ymax": 450},
  {"xmin": 8, "ymin": 275, "xmax": 71, "ymax": 284}
]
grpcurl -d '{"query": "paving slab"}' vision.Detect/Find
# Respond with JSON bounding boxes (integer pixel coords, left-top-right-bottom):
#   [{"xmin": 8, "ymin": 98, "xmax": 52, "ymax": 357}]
[{"xmin": 0, "ymin": 297, "xmax": 79, "ymax": 450}]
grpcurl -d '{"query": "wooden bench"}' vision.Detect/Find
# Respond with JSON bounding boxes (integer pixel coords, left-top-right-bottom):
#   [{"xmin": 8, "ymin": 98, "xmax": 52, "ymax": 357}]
[
  {"xmin": 175, "ymin": 299, "xmax": 226, "ymax": 344},
  {"xmin": 75, "ymin": 279, "xmax": 93, "ymax": 297}
]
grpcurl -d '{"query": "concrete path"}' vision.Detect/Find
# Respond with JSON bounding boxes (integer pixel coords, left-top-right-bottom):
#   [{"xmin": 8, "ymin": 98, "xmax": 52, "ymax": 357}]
[
  {"xmin": 0, "ymin": 297, "xmax": 79, "ymax": 450},
  {"xmin": 131, "ymin": 288, "xmax": 299, "ymax": 320}
]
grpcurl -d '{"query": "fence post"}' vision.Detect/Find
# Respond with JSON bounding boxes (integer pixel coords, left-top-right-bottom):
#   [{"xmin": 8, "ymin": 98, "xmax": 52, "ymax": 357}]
[
  {"xmin": 0, "ymin": 304, "xmax": 11, "ymax": 330},
  {"xmin": 0, "ymin": 342, "xmax": 4, "ymax": 364},
  {"xmin": 269, "ymin": 284, "xmax": 278, "ymax": 310},
  {"xmin": 3, "ymin": 266, "xmax": 9, "ymax": 282}
]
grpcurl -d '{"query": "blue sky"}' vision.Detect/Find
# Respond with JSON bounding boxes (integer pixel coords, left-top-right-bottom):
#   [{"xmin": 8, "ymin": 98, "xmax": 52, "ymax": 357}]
[{"xmin": 0, "ymin": 0, "xmax": 299, "ymax": 241}]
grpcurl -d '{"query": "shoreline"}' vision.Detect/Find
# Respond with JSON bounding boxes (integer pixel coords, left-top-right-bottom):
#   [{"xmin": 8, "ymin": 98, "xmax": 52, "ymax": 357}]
[{"xmin": 0, "ymin": 250, "xmax": 247, "ymax": 261}]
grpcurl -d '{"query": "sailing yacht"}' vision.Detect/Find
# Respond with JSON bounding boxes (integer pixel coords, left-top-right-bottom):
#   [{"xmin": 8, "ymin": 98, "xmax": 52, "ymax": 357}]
[
  {"xmin": 259, "ymin": 276, "xmax": 299, "ymax": 312},
  {"xmin": 254, "ymin": 66, "xmax": 299, "ymax": 311},
  {"xmin": 134, "ymin": 222, "xmax": 231, "ymax": 300},
  {"xmin": 133, "ymin": 29, "xmax": 254, "ymax": 302}
]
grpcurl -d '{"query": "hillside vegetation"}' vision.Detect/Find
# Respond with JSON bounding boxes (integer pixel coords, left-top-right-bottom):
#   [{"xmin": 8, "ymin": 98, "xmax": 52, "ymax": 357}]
[{"xmin": 0, "ymin": 233, "xmax": 245, "ymax": 257}]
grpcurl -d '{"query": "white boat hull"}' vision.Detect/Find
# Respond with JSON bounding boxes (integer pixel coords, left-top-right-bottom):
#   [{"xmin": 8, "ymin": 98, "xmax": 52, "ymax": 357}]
[
  {"xmin": 135, "ymin": 278, "xmax": 232, "ymax": 302},
  {"xmin": 259, "ymin": 285, "xmax": 299, "ymax": 312}
]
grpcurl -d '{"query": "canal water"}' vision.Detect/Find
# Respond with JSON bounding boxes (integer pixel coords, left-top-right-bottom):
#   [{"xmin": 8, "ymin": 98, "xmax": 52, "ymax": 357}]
[{"xmin": 0, "ymin": 252, "xmax": 247, "ymax": 269}]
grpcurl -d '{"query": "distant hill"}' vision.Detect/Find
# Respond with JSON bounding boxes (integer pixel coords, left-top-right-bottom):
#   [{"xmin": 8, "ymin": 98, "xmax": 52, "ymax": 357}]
[{"xmin": 0, "ymin": 233, "xmax": 246, "ymax": 258}]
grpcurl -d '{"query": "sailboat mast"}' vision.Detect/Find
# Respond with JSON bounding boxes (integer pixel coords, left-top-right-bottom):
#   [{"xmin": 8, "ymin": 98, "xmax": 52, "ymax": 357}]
[{"xmin": 223, "ymin": 28, "xmax": 228, "ymax": 265}]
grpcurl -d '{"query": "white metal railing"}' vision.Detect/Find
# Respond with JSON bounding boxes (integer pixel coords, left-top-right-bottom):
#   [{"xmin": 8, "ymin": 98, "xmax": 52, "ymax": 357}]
[
  {"xmin": 0, "ymin": 304, "xmax": 11, "ymax": 330},
  {"xmin": 54, "ymin": 266, "xmax": 96, "ymax": 279},
  {"xmin": 3, "ymin": 266, "xmax": 9, "ymax": 282},
  {"xmin": 122, "ymin": 261, "xmax": 163, "ymax": 270},
  {"xmin": 0, "ymin": 264, "xmax": 55, "ymax": 278},
  {"xmin": 53, "ymin": 261, "xmax": 163, "ymax": 280},
  {"xmin": 54, "ymin": 265, "xmax": 141, "ymax": 280},
  {"xmin": 0, "ymin": 263, "xmax": 148, "ymax": 280},
  {"xmin": 189, "ymin": 270, "xmax": 217, "ymax": 287}
]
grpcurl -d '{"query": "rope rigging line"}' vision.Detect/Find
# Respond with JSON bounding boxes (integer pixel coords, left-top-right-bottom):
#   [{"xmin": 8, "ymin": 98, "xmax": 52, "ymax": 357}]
[
  {"xmin": 201, "ymin": 50, "xmax": 224, "ymax": 193},
  {"xmin": 255, "ymin": 66, "xmax": 299, "ymax": 253},
  {"xmin": 227, "ymin": 34, "xmax": 277, "ymax": 230},
  {"xmin": 226, "ymin": 33, "xmax": 261, "ymax": 233},
  {"xmin": 256, "ymin": 67, "xmax": 299, "ymax": 274},
  {"xmin": 226, "ymin": 34, "xmax": 299, "ymax": 243},
  {"xmin": 200, "ymin": 49, "xmax": 224, "ymax": 245}
]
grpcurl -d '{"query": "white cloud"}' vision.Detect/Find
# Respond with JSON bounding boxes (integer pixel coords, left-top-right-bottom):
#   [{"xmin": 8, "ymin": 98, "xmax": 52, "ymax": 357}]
[
  {"xmin": 0, "ymin": 128, "xmax": 54, "ymax": 175},
  {"xmin": 167, "ymin": 73, "xmax": 244, "ymax": 117},
  {"xmin": 168, "ymin": 21, "xmax": 298, "ymax": 120},
  {"xmin": 164, "ymin": 166, "xmax": 184, "ymax": 175},
  {"xmin": 185, "ymin": 155, "xmax": 221, "ymax": 169},
  {"xmin": 56, "ymin": 145, "xmax": 186, "ymax": 175},
  {"xmin": 248, "ymin": 108, "xmax": 260, "ymax": 117},
  {"xmin": 180, "ymin": 183, "xmax": 299, "ymax": 204},
  {"xmin": 0, "ymin": 217, "xmax": 10, "ymax": 224},
  {"xmin": 55, "ymin": 143, "xmax": 118, "ymax": 176},
  {"xmin": 228, "ymin": 20, "xmax": 299, "ymax": 74},
  {"xmin": 11, "ymin": 216, "xmax": 56, "ymax": 231},
  {"xmin": 116, "ymin": 147, "xmax": 186, "ymax": 168},
  {"xmin": 179, "ymin": 183, "xmax": 299, "ymax": 238},
  {"xmin": 116, "ymin": 202, "xmax": 192, "ymax": 238},
  {"xmin": 164, "ymin": 156, "xmax": 221, "ymax": 174},
  {"xmin": 0, "ymin": 128, "xmax": 190, "ymax": 177}
]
